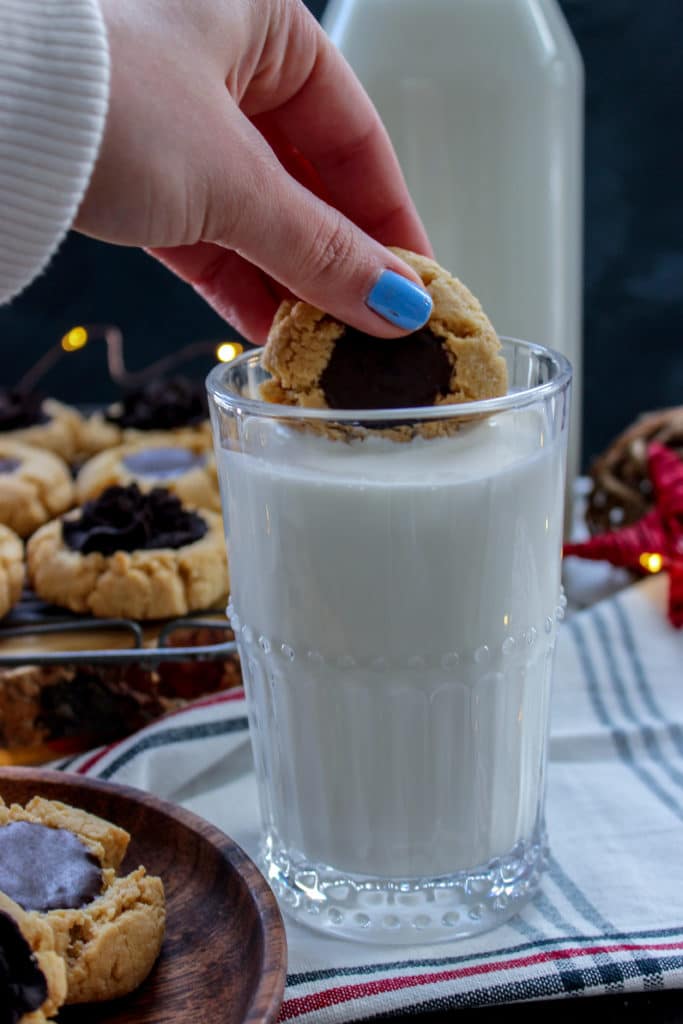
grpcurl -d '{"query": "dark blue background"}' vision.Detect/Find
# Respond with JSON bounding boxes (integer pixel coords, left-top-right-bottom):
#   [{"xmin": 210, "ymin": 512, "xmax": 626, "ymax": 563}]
[{"xmin": 1, "ymin": 0, "xmax": 680, "ymax": 467}]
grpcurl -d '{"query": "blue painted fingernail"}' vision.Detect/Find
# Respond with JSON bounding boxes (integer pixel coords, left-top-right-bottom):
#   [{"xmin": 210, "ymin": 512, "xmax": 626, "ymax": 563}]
[{"xmin": 366, "ymin": 270, "xmax": 433, "ymax": 330}]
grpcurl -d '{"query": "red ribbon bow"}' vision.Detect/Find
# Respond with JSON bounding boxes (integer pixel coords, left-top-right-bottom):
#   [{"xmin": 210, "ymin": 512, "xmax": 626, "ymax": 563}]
[{"xmin": 564, "ymin": 444, "xmax": 683, "ymax": 628}]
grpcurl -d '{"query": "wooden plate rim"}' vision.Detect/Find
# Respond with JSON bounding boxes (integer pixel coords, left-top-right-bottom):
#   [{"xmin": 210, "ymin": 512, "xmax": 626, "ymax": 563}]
[{"xmin": 0, "ymin": 766, "xmax": 287, "ymax": 1024}]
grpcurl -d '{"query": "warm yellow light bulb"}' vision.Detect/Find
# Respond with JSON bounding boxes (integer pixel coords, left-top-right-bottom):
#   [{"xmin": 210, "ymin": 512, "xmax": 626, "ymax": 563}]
[
  {"xmin": 639, "ymin": 552, "xmax": 663, "ymax": 574},
  {"xmin": 216, "ymin": 341, "xmax": 243, "ymax": 363},
  {"xmin": 61, "ymin": 326, "xmax": 88, "ymax": 352}
]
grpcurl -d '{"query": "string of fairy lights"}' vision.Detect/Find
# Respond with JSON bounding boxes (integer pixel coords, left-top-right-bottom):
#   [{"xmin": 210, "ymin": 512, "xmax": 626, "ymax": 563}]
[{"xmin": 16, "ymin": 325, "xmax": 245, "ymax": 394}]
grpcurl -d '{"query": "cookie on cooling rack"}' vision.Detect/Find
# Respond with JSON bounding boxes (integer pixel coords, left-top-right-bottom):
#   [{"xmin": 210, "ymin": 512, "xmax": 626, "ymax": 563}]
[
  {"xmin": 0, "ymin": 795, "xmax": 165, "ymax": 1005},
  {"xmin": 261, "ymin": 247, "xmax": 508, "ymax": 413},
  {"xmin": 0, "ymin": 390, "xmax": 85, "ymax": 464},
  {"xmin": 0, "ymin": 525, "xmax": 23, "ymax": 620},
  {"xmin": 0, "ymin": 615, "xmax": 241, "ymax": 766},
  {"xmin": 0, "ymin": 440, "xmax": 74, "ymax": 538},
  {"xmin": 76, "ymin": 437, "xmax": 220, "ymax": 512},
  {"xmin": 26, "ymin": 484, "xmax": 228, "ymax": 620},
  {"xmin": 81, "ymin": 376, "xmax": 212, "ymax": 457}
]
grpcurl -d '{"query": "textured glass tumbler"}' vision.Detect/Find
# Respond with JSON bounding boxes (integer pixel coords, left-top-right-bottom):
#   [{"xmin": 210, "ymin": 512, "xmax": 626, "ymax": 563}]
[{"xmin": 207, "ymin": 339, "xmax": 571, "ymax": 944}]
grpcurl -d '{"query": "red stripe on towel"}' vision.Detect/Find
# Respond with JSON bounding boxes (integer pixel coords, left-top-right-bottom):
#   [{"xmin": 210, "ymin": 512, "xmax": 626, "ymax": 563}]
[{"xmin": 277, "ymin": 940, "xmax": 683, "ymax": 1020}]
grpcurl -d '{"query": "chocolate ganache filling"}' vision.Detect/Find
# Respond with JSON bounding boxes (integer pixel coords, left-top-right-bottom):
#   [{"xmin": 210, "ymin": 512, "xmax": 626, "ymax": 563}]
[
  {"xmin": 0, "ymin": 821, "xmax": 102, "ymax": 913},
  {"xmin": 63, "ymin": 483, "xmax": 207, "ymax": 556},
  {"xmin": 106, "ymin": 376, "xmax": 208, "ymax": 431},
  {"xmin": 0, "ymin": 389, "xmax": 49, "ymax": 432},
  {"xmin": 0, "ymin": 910, "xmax": 48, "ymax": 1024},
  {"xmin": 122, "ymin": 446, "xmax": 205, "ymax": 479},
  {"xmin": 319, "ymin": 327, "xmax": 452, "ymax": 410}
]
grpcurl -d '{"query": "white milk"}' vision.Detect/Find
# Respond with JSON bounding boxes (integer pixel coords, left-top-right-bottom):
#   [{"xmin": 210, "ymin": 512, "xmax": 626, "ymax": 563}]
[{"xmin": 220, "ymin": 411, "xmax": 564, "ymax": 878}]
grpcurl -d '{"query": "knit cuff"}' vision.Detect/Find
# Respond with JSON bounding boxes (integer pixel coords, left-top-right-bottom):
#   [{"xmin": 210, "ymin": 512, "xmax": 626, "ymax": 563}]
[{"xmin": 0, "ymin": 0, "xmax": 110, "ymax": 303}]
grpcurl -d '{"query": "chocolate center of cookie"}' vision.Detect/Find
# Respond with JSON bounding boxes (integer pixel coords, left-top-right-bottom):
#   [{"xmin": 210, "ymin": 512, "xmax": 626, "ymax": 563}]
[
  {"xmin": 0, "ymin": 910, "xmax": 48, "ymax": 1023},
  {"xmin": 122, "ymin": 446, "xmax": 205, "ymax": 479},
  {"xmin": 319, "ymin": 328, "xmax": 452, "ymax": 410},
  {"xmin": 0, "ymin": 458, "xmax": 20, "ymax": 474},
  {"xmin": 63, "ymin": 483, "xmax": 207, "ymax": 556},
  {"xmin": 0, "ymin": 821, "xmax": 102, "ymax": 913},
  {"xmin": 0, "ymin": 390, "xmax": 49, "ymax": 432},
  {"xmin": 106, "ymin": 376, "xmax": 208, "ymax": 431}
]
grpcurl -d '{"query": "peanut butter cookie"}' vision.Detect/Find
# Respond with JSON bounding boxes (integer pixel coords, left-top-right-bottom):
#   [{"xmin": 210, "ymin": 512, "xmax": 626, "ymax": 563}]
[
  {"xmin": 0, "ymin": 441, "xmax": 74, "ymax": 538},
  {"xmin": 27, "ymin": 484, "xmax": 228, "ymax": 620},
  {"xmin": 261, "ymin": 248, "xmax": 507, "ymax": 412},
  {"xmin": 76, "ymin": 438, "xmax": 220, "ymax": 512},
  {"xmin": 0, "ymin": 391, "xmax": 86, "ymax": 465},
  {"xmin": 0, "ymin": 616, "xmax": 241, "ymax": 764},
  {"xmin": 81, "ymin": 376, "xmax": 212, "ymax": 457},
  {"xmin": 0, "ymin": 795, "xmax": 165, "ymax": 1005},
  {"xmin": 0, "ymin": 525, "xmax": 23, "ymax": 619},
  {"xmin": 0, "ymin": 889, "xmax": 67, "ymax": 1023}
]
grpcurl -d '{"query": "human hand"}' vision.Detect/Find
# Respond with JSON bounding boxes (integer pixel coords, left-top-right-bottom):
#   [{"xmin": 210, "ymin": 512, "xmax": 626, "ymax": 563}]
[{"xmin": 76, "ymin": 0, "xmax": 433, "ymax": 343}]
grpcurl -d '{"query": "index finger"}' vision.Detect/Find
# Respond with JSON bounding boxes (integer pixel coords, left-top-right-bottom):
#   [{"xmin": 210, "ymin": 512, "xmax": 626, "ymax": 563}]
[{"xmin": 245, "ymin": 13, "xmax": 433, "ymax": 257}]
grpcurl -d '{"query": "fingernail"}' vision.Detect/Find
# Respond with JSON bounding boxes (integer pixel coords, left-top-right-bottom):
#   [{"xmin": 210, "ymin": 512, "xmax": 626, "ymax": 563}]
[{"xmin": 366, "ymin": 270, "xmax": 433, "ymax": 330}]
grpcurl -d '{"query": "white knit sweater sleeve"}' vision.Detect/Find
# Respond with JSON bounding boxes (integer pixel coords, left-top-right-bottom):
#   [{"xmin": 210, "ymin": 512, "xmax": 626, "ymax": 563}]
[{"xmin": 0, "ymin": 0, "xmax": 109, "ymax": 303}]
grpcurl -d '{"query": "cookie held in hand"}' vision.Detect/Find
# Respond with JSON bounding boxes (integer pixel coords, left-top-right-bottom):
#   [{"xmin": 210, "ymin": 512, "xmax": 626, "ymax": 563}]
[{"xmin": 260, "ymin": 248, "xmax": 508, "ymax": 412}]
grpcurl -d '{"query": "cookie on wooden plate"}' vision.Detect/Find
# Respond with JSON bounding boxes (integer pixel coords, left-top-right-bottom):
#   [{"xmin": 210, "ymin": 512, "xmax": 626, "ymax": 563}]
[
  {"xmin": 0, "ymin": 889, "xmax": 67, "ymax": 1022},
  {"xmin": 0, "ymin": 795, "xmax": 165, "ymax": 1004}
]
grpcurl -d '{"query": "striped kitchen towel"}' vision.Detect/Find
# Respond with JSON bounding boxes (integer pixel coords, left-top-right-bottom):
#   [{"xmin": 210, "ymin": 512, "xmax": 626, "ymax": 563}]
[{"xmin": 55, "ymin": 573, "xmax": 683, "ymax": 1020}]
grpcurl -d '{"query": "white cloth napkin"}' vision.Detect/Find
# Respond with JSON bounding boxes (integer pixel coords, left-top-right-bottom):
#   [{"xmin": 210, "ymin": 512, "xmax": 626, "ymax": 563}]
[{"xmin": 54, "ymin": 574, "xmax": 683, "ymax": 1021}]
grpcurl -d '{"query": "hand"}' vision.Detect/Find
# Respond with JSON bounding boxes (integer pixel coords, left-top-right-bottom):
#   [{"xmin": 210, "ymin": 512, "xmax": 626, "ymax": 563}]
[{"xmin": 76, "ymin": 0, "xmax": 433, "ymax": 343}]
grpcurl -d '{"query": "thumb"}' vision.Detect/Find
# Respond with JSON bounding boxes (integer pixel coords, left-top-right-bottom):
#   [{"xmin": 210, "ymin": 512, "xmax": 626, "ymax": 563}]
[{"xmin": 204, "ymin": 120, "xmax": 432, "ymax": 338}]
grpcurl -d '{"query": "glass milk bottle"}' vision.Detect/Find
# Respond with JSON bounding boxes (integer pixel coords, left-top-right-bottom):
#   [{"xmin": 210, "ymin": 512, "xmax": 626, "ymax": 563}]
[{"xmin": 324, "ymin": 0, "xmax": 584, "ymax": 489}]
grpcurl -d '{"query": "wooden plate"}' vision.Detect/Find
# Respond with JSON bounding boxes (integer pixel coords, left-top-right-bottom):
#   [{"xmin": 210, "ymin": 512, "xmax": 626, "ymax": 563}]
[{"xmin": 0, "ymin": 768, "xmax": 287, "ymax": 1023}]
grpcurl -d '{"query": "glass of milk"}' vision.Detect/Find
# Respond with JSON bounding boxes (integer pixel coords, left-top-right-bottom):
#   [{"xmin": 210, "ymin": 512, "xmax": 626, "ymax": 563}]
[{"xmin": 207, "ymin": 338, "xmax": 571, "ymax": 943}]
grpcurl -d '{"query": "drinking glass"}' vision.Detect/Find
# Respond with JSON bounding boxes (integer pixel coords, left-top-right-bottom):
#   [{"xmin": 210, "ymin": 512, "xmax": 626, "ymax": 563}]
[{"xmin": 207, "ymin": 338, "xmax": 571, "ymax": 943}]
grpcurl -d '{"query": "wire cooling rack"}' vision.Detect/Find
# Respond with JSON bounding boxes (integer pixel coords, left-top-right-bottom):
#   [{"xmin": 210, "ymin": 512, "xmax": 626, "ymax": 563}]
[{"xmin": 0, "ymin": 591, "xmax": 237, "ymax": 670}]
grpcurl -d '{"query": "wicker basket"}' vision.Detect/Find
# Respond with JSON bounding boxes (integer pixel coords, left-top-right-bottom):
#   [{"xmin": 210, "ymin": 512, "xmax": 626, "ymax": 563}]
[{"xmin": 585, "ymin": 406, "xmax": 683, "ymax": 536}]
